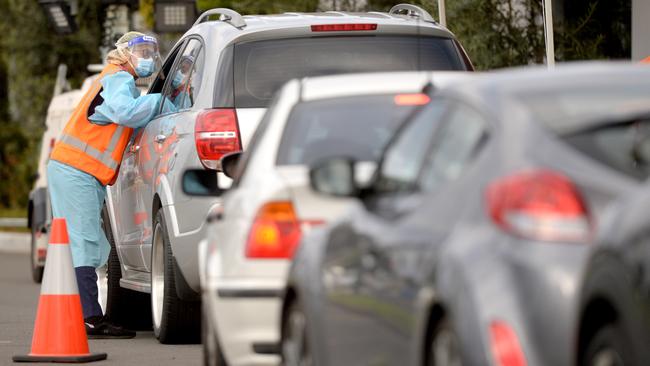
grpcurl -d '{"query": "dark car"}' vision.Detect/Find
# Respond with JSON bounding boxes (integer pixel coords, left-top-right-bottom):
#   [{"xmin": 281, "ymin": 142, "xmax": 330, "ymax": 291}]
[
  {"xmin": 577, "ymin": 170, "xmax": 650, "ymax": 366},
  {"xmin": 280, "ymin": 63, "xmax": 650, "ymax": 366}
]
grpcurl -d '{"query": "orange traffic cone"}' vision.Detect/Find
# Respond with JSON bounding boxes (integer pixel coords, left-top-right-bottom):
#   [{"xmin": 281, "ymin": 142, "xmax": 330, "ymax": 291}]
[{"xmin": 13, "ymin": 218, "xmax": 107, "ymax": 363}]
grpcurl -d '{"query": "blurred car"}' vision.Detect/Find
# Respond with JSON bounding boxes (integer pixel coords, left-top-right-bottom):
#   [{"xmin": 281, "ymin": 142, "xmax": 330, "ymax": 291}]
[
  {"xmin": 282, "ymin": 63, "xmax": 650, "ymax": 366},
  {"xmin": 577, "ymin": 150, "xmax": 650, "ymax": 366},
  {"xmin": 195, "ymin": 71, "xmax": 471, "ymax": 366},
  {"xmin": 101, "ymin": 4, "xmax": 473, "ymax": 344}
]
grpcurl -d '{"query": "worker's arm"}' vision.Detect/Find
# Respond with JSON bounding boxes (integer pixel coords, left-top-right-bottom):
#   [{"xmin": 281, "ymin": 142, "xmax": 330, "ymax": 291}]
[{"xmin": 89, "ymin": 71, "xmax": 166, "ymax": 129}]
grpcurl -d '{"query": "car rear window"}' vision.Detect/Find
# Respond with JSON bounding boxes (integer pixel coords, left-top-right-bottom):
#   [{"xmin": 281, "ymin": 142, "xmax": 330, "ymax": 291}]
[
  {"xmin": 563, "ymin": 117, "xmax": 650, "ymax": 180},
  {"xmin": 277, "ymin": 94, "xmax": 422, "ymax": 166},
  {"xmin": 515, "ymin": 84, "xmax": 650, "ymax": 180},
  {"xmin": 234, "ymin": 36, "xmax": 465, "ymax": 108},
  {"xmin": 515, "ymin": 84, "xmax": 650, "ymax": 134}
]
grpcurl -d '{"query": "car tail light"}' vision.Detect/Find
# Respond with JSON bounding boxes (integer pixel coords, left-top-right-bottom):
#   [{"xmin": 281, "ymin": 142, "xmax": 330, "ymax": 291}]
[
  {"xmin": 245, "ymin": 201, "xmax": 323, "ymax": 259},
  {"xmin": 490, "ymin": 321, "xmax": 527, "ymax": 366},
  {"xmin": 486, "ymin": 169, "xmax": 591, "ymax": 242},
  {"xmin": 311, "ymin": 23, "xmax": 377, "ymax": 32},
  {"xmin": 195, "ymin": 108, "xmax": 241, "ymax": 170},
  {"xmin": 394, "ymin": 93, "xmax": 431, "ymax": 106}
]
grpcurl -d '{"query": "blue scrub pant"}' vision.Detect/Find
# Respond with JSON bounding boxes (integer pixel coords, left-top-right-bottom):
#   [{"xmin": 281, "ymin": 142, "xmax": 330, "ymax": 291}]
[
  {"xmin": 75, "ymin": 267, "xmax": 103, "ymax": 319},
  {"xmin": 47, "ymin": 160, "xmax": 110, "ymax": 319}
]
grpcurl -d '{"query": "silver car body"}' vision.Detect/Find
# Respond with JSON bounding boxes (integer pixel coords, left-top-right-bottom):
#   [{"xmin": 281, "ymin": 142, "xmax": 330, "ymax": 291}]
[
  {"xmin": 105, "ymin": 9, "xmax": 468, "ymax": 299},
  {"xmin": 200, "ymin": 71, "xmax": 472, "ymax": 365}
]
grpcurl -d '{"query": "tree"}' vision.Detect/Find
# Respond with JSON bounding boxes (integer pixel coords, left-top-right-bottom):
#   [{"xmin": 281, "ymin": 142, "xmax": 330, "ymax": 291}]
[{"xmin": 0, "ymin": 0, "xmax": 102, "ymax": 209}]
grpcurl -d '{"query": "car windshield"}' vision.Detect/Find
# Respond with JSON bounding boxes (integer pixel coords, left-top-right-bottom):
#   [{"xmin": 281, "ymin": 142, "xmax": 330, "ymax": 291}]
[
  {"xmin": 276, "ymin": 94, "xmax": 423, "ymax": 166},
  {"xmin": 234, "ymin": 36, "xmax": 465, "ymax": 107}
]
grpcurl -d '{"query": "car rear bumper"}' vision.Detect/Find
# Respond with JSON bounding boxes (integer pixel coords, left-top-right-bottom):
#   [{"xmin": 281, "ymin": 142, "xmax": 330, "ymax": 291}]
[{"xmin": 204, "ymin": 278, "xmax": 284, "ymax": 366}]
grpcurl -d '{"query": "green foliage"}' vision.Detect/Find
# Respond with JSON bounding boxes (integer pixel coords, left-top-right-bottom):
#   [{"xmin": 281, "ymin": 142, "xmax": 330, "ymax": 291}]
[
  {"xmin": 140, "ymin": 0, "xmax": 155, "ymax": 30},
  {"xmin": 197, "ymin": 0, "xmax": 318, "ymax": 15},
  {"xmin": 0, "ymin": 0, "xmax": 102, "ymax": 210}
]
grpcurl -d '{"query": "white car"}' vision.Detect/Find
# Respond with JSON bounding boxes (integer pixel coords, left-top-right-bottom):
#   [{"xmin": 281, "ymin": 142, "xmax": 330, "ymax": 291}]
[{"xmin": 195, "ymin": 71, "xmax": 471, "ymax": 365}]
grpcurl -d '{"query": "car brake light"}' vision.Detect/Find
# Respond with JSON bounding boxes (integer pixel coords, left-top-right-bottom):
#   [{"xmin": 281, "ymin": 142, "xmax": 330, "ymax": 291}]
[
  {"xmin": 394, "ymin": 93, "xmax": 431, "ymax": 106},
  {"xmin": 490, "ymin": 321, "xmax": 527, "ymax": 366},
  {"xmin": 245, "ymin": 201, "xmax": 323, "ymax": 259},
  {"xmin": 486, "ymin": 169, "xmax": 591, "ymax": 242},
  {"xmin": 311, "ymin": 23, "xmax": 377, "ymax": 32},
  {"xmin": 195, "ymin": 108, "xmax": 242, "ymax": 170}
]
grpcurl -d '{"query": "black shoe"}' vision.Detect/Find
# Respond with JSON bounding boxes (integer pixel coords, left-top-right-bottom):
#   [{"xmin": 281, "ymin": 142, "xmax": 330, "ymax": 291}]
[{"xmin": 85, "ymin": 316, "xmax": 136, "ymax": 339}]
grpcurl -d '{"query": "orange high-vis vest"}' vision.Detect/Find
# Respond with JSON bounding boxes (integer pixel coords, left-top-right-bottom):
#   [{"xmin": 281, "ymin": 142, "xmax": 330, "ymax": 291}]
[{"xmin": 50, "ymin": 64, "xmax": 134, "ymax": 186}]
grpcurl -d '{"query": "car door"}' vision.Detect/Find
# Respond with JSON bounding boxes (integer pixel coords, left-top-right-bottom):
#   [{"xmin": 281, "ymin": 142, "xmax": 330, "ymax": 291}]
[
  {"xmin": 320, "ymin": 99, "xmax": 450, "ymax": 365},
  {"xmin": 137, "ymin": 37, "xmax": 206, "ymax": 270},
  {"xmin": 110, "ymin": 41, "xmax": 186, "ymax": 271},
  {"xmin": 321, "ymin": 100, "xmax": 490, "ymax": 366}
]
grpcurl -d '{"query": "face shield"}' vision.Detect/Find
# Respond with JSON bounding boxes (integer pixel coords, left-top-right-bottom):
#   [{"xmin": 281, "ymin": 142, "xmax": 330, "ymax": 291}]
[{"xmin": 117, "ymin": 35, "xmax": 161, "ymax": 78}]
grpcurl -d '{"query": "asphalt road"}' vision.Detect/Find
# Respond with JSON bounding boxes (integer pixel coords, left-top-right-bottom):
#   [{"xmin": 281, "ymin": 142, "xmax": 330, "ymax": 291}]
[{"xmin": 0, "ymin": 233, "xmax": 201, "ymax": 365}]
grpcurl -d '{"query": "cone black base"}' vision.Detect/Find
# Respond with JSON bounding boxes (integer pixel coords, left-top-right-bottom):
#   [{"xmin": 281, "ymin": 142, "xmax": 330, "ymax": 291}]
[{"xmin": 13, "ymin": 352, "xmax": 107, "ymax": 363}]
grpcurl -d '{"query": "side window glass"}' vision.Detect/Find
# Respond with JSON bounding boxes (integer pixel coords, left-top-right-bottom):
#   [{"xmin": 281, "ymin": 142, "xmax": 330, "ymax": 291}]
[
  {"xmin": 419, "ymin": 104, "xmax": 487, "ymax": 191},
  {"xmin": 149, "ymin": 42, "xmax": 184, "ymax": 94},
  {"xmin": 375, "ymin": 100, "xmax": 448, "ymax": 193},
  {"xmin": 162, "ymin": 39, "xmax": 203, "ymax": 112}
]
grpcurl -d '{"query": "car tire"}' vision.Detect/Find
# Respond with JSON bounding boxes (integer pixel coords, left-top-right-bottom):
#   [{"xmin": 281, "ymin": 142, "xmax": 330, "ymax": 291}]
[
  {"xmin": 102, "ymin": 205, "xmax": 152, "ymax": 330},
  {"xmin": 30, "ymin": 212, "xmax": 44, "ymax": 283},
  {"xmin": 282, "ymin": 299, "xmax": 312, "ymax": 366},
  {"xmin": 151, "ymin": 210, "xmax": 201, "ymax": 344},
  {"xmin": 202, "ymin": 298, "xmax": 227, "ymax": 366},
  {"xmin": 583, "ymin": 324, "xmax": 633, "ymax": 366},
  {"xmin": 428, "ymin": 318, "xmax": 462, "ymax": 366}
]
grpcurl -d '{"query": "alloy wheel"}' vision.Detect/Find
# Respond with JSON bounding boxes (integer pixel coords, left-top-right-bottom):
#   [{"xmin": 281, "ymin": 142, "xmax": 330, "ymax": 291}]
[
  {"xmin": 151, "ymin": 221, "xmax": 165, "ymax": 336},
  {"xmin": 282, "ymin": 304, "xmax": 312, "ymax": 366},
  {"xmin": 431, "ymin": 326, "xmax": 462, "ymax": 366}
]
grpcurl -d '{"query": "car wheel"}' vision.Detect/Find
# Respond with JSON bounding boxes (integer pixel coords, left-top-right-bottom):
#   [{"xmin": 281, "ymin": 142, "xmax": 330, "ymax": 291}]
[
  {"xmin": 29, "ymin": 212, "xmax": 44, "ymax": 283},
  {"xmin": 428, "ymin": 318, "xmax": 462, "ymax": 366},
  {"xmin": 202, "ymin": 298, "xmax": 227, "ymax": 366},
  {"xmin": 102, "ymin": 204, "xmax": 152, "ymax": 330},
  {"xmin": 151, "ymin": 210, "xmax": 201, "ymax": 344},
  {"xmin": 282, "ymin": 299, "xmax": 312, "ymax": 366},
  {"xmin": 584, "ymin": 324, "xmax": 632, "ymax": 366}
]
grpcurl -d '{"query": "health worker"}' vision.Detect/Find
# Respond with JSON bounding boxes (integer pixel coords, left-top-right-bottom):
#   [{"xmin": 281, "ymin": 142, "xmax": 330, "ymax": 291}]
[{"xmin": 47, "ymin": 31, "xmax": 165, "ymax": 339}]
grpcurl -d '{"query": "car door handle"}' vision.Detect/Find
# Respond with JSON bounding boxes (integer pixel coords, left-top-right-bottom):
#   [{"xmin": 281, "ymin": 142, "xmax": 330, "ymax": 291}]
[
  {"xmin": 154, "ymin": 134, "xmax": 167, "ymax": 143},
  {"xmin": 129, "ymin": 145, "xmax": 140, "ymax": 153}
]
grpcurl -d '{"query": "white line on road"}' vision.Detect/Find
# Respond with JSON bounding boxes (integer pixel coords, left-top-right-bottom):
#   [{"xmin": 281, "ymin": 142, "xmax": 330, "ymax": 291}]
[{"xmin": 0, "ymin": 232, "xmax": 30, "ymax": 254}]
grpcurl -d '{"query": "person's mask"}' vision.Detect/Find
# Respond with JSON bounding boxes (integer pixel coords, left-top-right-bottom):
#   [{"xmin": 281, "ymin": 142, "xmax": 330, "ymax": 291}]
[
  {"xmin": 172, "ymin": 72, "xmax": 184, "ymax": 89},
  {"xmin": 135, "ymin": 58, "xmax": 155, "ymax": 78}
]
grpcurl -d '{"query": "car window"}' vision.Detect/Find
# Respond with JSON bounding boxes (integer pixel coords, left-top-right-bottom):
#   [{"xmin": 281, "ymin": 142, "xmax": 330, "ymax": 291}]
[
  {"xmin": 419, "ymin": 103, "xmax": 488, "ymax": 191},
  {"xmin": 276, "ymin": 94, "xmax": 421, "ymax": 166},
  {"xmin": 232, "ymin": 93, "xmax": 280, "ymax": 187},
  {"xmin": 233, "ymin": 36, "xmax": 466, "ymax": 108},
  {"xmin": 149, "ymin": 41, "xmax": 185, "ymax": 95},
  {"xmin": 375, "ymin": 99, "xmax": 449, "ymax": 193},
  {"xmin": 162, "ymin": 39, "xmax": 204, "ymax": 111}
]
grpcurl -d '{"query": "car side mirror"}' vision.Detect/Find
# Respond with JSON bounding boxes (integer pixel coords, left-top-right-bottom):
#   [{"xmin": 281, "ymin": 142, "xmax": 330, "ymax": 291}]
[
  {"xmin": 220, "ymin": 151, "xmax": 243, "ymax": 180},
  {"xmin": 310, "ymin": 157, "xmax": 359, "ymax": 197},
  {"xmin": 182, "ymin": 169, "xmax": 222, "ymax": 196}
]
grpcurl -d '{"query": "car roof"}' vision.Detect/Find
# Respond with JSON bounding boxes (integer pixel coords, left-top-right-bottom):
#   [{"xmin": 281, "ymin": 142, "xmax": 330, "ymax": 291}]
[
  {"xmin": 187, "ymin": 11, "xmax": 455, "ymax": 43},
  {"xmin": 299, "ymin": 71, "xmax": 473, "ymax": 101},
  {"xmin": 451, "ymin": 62, "xmax": 650, "ymax": 98}
]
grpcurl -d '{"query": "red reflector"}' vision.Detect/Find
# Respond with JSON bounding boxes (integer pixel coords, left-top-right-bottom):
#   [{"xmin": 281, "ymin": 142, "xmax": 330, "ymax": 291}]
[
  {"xmin": 486, "ymin": 169, "xmax": 591, "ymax": 242},
  {"xmin": 311, "ymin": 23, "xmax": 377, "ymax": 32},
  {"xmin": 37, "ymin": 248, "xmax": 47, "ymax": 260},
  {"xmin": 490, "ymin": 321, "xmax": 527, "ymax": 366},
  {"xmin": 245, "ymin": 202, "xmax": 325, "ymax": 259},
  {"xmin": 49, "ymin": 138, "xmax": 56, "ymax": 149},
  {"xmin": 394, "ymin": 93, "xmax": 431, "ymax": 106},
  {"xmin": 195, "ymin": 109, "xmax": 241, "ymax": 170}
]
